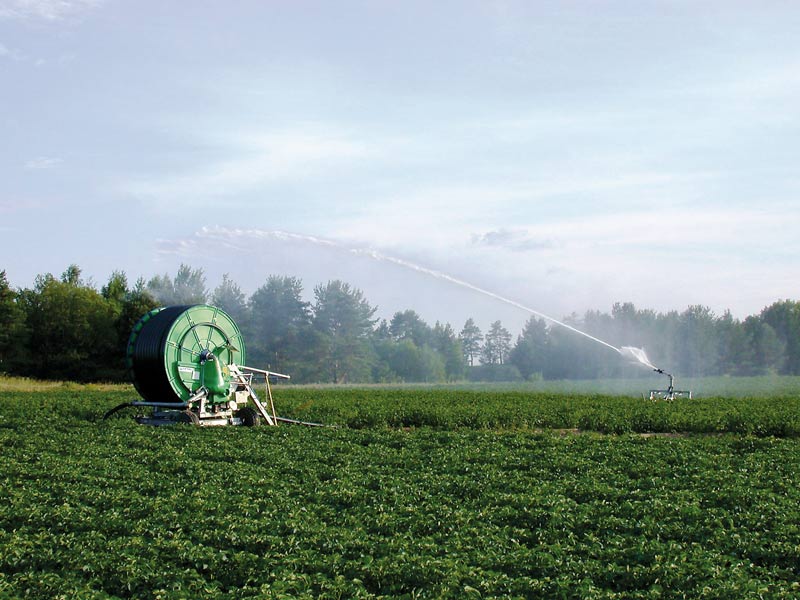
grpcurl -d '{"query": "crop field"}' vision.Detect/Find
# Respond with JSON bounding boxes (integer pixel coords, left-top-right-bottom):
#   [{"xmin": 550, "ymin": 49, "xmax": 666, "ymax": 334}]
[
  {"xmin": 2, "ymin": 385, "xmax": 800, "ymax": 598},
  {"xmin": 446, "ymin": 375, "xmax": 800, "ymax": 399}
]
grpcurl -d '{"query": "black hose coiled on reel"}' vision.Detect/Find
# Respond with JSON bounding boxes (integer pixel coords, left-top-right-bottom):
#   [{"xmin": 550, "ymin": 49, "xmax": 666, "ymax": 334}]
[{"xmin": 127, "ymin": 305, "xmax": 191, "ymax": 403}]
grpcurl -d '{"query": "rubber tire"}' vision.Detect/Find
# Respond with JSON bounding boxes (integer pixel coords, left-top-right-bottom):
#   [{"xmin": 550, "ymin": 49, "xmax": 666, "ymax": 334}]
[
  {"xmin": 175, "ymin": 410, "xmax": 201, "ymax": 425},
  {"xmin": 238, "ymin": 406, "xmax": 262, "ymax": 427}
]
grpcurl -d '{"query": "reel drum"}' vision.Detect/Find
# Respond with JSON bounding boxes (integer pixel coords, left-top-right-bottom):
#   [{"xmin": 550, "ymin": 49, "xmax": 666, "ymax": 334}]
[{"xmin": 126, "ymin": 305, "xmax": 246, "ymax": 405}]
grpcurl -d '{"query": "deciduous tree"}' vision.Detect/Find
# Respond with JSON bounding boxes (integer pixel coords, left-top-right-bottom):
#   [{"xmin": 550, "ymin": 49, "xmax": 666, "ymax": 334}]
[
  {"xmin": 761, "ymin": 300, "xmax": 800, "ymax": 375},
  {"xmin": 0, "ymin": 270, "xmax": 26, "ymax": 373},
  {"xmin": 432, "ymin": 321, "xmax": 465, "ymax": 381},
  {"xmin": 18, "ymin": 269, "xmax": 117, "ymax": 380}
]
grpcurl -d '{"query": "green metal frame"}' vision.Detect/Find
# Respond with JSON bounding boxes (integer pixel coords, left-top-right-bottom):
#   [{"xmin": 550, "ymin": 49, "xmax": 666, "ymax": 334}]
[{"xmin": 127, "ymin": 305, "xmax": 246, "ymax": 404}]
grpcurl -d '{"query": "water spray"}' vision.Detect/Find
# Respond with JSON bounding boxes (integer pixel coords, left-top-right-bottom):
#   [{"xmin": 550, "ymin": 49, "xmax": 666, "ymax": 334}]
[
  {"xmin": 195, "ymin": 227, "xmax": 689, "ymax": 397},
  {"xmin": 618, "ymin": 346, "xmax": 691, "ymax": 400},
  {"xmin": 241, "ymin": 229, "xmax": 620, "ymax": 351}
]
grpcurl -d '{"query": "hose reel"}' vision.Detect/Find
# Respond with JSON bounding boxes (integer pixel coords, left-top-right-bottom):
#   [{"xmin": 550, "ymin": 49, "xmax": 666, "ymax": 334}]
[
  {"xmin": 110, "ymin": 304, "xmax": 289, "ymax": 426},
  {"xmin": 126, "ymin": 305, "xmax": 246, "ymax": 406}
]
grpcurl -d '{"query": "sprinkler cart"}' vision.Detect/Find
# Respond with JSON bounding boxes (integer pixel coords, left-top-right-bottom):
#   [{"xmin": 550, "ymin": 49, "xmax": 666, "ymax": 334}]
[
  {"xmin": 648, "ymin": 368, "xmax": 692, "ymax": 401},
  {"xmin": 104, "ymin": 305, "xmax": 317, "ymax": 426}
]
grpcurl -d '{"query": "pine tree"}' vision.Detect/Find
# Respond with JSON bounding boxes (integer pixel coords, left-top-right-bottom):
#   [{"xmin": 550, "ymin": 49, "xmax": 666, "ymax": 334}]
[
  {"xmin": 482, "ymin": 320, "xmax": 512, "ymax": 365},
  {"xmin": 311, "ymin": 280, "xmax": 377, "ymax": 383},
  {"xmin": 459, "ymin": 318, "xmax": 482, "ymax": 367}
]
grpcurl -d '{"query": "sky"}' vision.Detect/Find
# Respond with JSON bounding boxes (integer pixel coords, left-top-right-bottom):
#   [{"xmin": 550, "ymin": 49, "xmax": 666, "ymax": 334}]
[{"xmin": 2, "ymin": 0, "xmax": 798, "ymax": 336}]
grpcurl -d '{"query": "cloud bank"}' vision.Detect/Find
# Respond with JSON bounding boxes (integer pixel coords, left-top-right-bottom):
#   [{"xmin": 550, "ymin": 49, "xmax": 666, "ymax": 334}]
[{"xmin": 0, "ymin": 0, "xmax": 102, "ymax": 21}]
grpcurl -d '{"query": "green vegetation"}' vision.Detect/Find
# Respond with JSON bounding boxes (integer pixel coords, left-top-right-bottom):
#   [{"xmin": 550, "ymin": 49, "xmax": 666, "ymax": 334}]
[
  {"xmin": 275, "ymin": 386, "xmax": 800, "ymax": 436},
  {"xmin": 2, "ymin": 387, "xmax": 800, "ymax": 597},
  {"xmin": 1, "ymin": 265, "xmax": 800, "ymax": 384}
]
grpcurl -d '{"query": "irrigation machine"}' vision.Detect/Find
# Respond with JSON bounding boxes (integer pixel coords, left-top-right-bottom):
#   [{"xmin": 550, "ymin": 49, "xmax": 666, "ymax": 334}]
[
  {"xmin": 618, "ymin": 346, "xmax": 692, "ymax": 401},
  {"xmin": 648, "ymin": 368, "xmax": 692, "ymax": 401},
  {"xmin": 104, "ymin": 305, "xmax": 311, "ymax": 426}
]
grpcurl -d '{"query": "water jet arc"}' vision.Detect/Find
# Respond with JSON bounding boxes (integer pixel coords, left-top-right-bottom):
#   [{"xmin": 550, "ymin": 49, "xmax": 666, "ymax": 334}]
[
  {"xmin": 262, "ymin": 230, "xmax": 623, "ymax": 354},
  {"xmin": 218, "ymin": 228, "xmax": 672, "ymax": 374}
]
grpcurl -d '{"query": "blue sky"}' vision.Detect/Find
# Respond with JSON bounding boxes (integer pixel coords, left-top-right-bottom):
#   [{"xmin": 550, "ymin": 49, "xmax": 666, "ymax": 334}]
[{"xmin": 2, "ymin": 1, "xmax": 798, "ymax": 334}]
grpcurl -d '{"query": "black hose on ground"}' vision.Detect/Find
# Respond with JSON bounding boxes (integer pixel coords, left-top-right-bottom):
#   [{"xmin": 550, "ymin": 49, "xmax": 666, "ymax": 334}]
[{"xmin": 102, "ymin": 402, "xmax": 135, "ymax": 420}]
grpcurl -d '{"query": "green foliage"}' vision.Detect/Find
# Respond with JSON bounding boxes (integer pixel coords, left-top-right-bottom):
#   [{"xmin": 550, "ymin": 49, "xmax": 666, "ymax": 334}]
[
  {"xmin": 2, "ymin": 265, "xmax": 800, "ymax": 384},
  {"xmin": 676, "ymin": 305, "xmax": 720, "ymax": 377},
  {"xmin": 99, "ymin": 272, "xmax": 161, "ymax": 376},
  {"xmin": 61, "ymin": 264, "xmax": 83, "ymax": 286},
  {"xmin": 432, "ymin": 322, "xmax": 464, "ymax": 381},
  {"xmin": 761, "ymin": 300, "xmax": 800, "ymax": 375},
  {"xmin": 389, "ymin": 310, "xmax": 431, "ymax": 347},
  {"xmin": 16, "ymin": 273, "xmax": 118, "ymax": 381},
  {"xmin": 276, "ymin": 387, "xmax": 800, "ymax": 435},
  {"xmin": 101, "ymin": 270, "xmax": 128, "ymax": 308},
  {"xmin": 467, "ymin": 363, "xmax": 523, "ymax": 383},
  {"xmin": 147, "ymin": 264, "xmax": 208, "ymax": 305},
  {"xmin": 459, "ymin": 318, "xmax": 482, "ymax": 367},
  {"xmin": 311, "ymin": 280, "xmax": 377, "ymax": 383},
  {"xmin": 0, "ymin": 271, "xmax": 25, "ymax": 374},
  {"xmin": 481, "ymin": 320, "xmax": 512, "ymax": 365},
  {"xmin": 743, "ymin": 317, "xmax": 785, "ymax": 375},
  {"xmin": 246, "ymin": 275, "xmax": 311, "ymax": 375},
  {"xmin": 211, "ymin": 274, "xmax": 248, "ymax": 328},
  {"xmin": 503, "ymin": 302, "xmax": 793, "ymax": 381},
  {"xmin": 117, "ymin": 277, "xmax": 159, "ymax": 340},
  {"xmin": 379, "ymin": 339, "xmax": 446, "ymax": 383},
  {"xmin": 508, "ymin": 317, "xmax": 548, "ymax": 380},
  {"xmin": 1, "ymin": 389, "xmax": 800, "ymax": 598}
]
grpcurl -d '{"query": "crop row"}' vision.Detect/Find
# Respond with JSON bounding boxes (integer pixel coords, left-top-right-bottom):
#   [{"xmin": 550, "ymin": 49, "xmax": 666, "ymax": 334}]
[
  {"xmin": 1, "ymin": 389, "xmax": 800, "ymax": 598},
  {"xmin": 273, "ymin": 387, "xmax": 800, "ymax": 436},
  {"xmin": 4, "ymin": 385, "xmax": 800, "ymax": 436},
  {"xmin": 446, "ymin": 375, "xmax": 800, "ymax": 398}
]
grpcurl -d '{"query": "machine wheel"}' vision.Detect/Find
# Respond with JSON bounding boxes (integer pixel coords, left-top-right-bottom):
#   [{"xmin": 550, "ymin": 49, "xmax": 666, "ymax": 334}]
[
  {"xmin": 127, "ymin": 305, "xmax": 246, "ymax": 404},
  {"xmin": 238, "ymin": 406, "xmax": 262, "ymax": 427},
  {"xmin": 175, "ymin": 410, "xmax": 201, "ymax": 425}
]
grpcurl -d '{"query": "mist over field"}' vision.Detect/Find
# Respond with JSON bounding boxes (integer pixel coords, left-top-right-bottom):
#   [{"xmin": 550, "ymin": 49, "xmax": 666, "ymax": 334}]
[{"xmin": 155, "ymin": 226, "xmax": 569, "ymax": 335}]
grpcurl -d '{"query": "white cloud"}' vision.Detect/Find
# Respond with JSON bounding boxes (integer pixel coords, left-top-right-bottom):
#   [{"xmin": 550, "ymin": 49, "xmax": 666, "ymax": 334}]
[
  {"xmin": 685, "ymin": 58, "xmax": 800, "ymax": 104},
  {"xmin": 327, "ymin": 200, "xmax": 800, "ymax": 316},
  {"xmin": 0, "ymin": 41, "xmax": 73, "ymax": 65},
  {"xmin": 0, "ymin": 0, "xmax": 103, "ymax": 21},
  {"xmin": 523, "ymin": 208, "xmax": 799, "ymax": 251},
  {"xmin": 124, "ymin": 128, "xmax": 373, "ymax": 204},
  {"xmin": 326, "ymin": 168, "xmax": 715, "ymax": 253},
  {"xmin": 24, "ymin": 156, "xmax": 63, "ymax": 169},
  {"xmin": 471, "ymin": 229, "xmax": 555, "ymax": 252},
  {"xmin": 0, "ymin": 41, "xmax": 23, "ymax": 60}
]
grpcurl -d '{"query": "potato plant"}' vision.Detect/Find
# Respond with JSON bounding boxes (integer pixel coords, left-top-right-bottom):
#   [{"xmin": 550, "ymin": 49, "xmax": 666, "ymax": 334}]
[
  {"xmin": 276, "ymin": 387, "xmax": 800, "ymax": 436},
  {"xmin": 1, "ymin": 389, "xmax": 799, "ymax": 598}
]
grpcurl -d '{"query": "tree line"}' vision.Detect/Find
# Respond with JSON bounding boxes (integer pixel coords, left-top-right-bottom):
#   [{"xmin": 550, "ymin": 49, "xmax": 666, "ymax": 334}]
[{"xmin": 0, "ymin": 265, "xmax": 798, "ymax": 383}]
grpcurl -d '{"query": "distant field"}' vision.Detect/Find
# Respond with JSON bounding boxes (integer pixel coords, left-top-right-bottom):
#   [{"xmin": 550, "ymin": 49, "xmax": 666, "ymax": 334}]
[
  {"xmin": 3, "ymin": 374, "xmax": 800, "ymax": 397},
  {"xmin": 292, "ymin": 375, "xmax": 800, "ymax": 399},
  {"xmin": 2, "ymin": 386, "xmax": 800, "ymax": 598},
  {"xmin": 0, "ymin": 376, "xmax": 128, "ymax": 393},
  {"xmin": 280, "ymin": 388, "xmax": 800, "ymax": 436},
  {"xmin": 471, "ymin": 375, "xmax": 800, "ymax": 398}
]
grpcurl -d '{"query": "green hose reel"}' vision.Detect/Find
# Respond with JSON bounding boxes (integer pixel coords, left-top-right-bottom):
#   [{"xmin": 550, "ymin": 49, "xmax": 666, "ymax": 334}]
[{"xmin": 126, "ymin": 305, "xmax": 246, "ymax": 405}]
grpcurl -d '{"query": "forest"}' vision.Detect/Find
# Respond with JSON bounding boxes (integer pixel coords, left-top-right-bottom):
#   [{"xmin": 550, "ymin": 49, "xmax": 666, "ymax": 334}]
[{"xmin": 0, "ymin": 264, "xmax": 797, "ymax": 384}]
